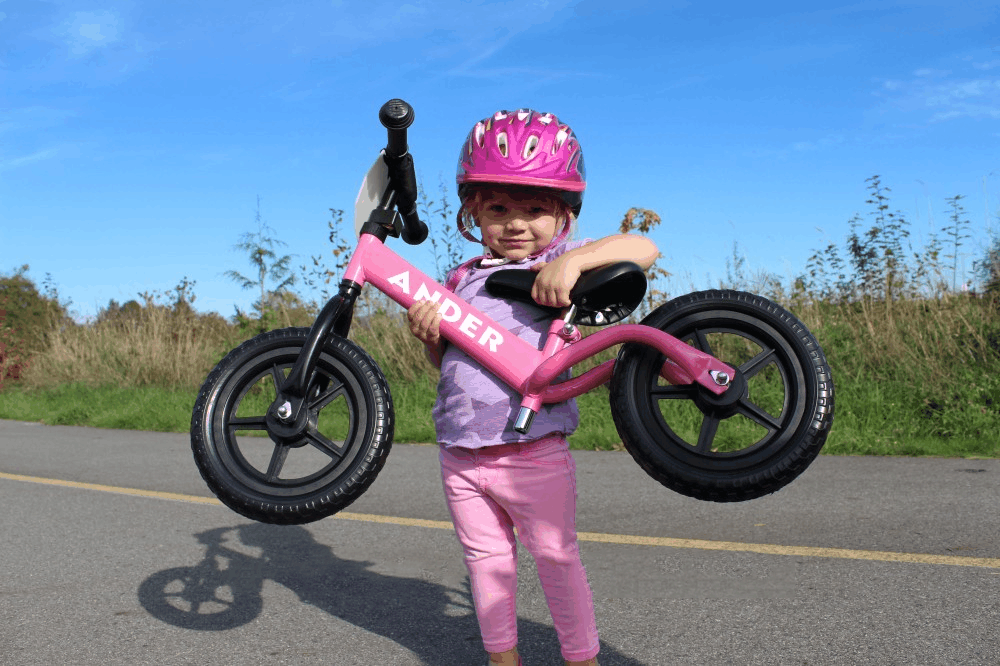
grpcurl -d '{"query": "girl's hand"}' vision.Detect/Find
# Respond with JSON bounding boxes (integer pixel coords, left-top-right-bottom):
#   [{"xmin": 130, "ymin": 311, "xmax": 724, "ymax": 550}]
[
  {"xmin": 406, "ymin": 299, "xmax": 442, "ymax": 346},
  {"xmin": 530, "ymin": 255, "xmax": 582, "ymax": 308}
]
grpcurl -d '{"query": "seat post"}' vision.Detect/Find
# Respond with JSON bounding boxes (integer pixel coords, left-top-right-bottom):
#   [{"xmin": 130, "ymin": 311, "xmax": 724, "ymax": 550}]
[{"xmin": 514, "ymin": 306, "xmax": 583, "ymax": 434}]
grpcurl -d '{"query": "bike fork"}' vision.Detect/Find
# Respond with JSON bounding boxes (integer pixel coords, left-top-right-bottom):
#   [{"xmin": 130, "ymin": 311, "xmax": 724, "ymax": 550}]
[{"xmin": 273, "ymin": 280, "xmax": 361, "ymax": 424}]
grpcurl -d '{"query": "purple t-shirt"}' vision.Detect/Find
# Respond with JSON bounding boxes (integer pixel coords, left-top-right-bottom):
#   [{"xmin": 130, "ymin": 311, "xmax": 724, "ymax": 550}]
[{"xmin": 433, "ymin": 239, "xmax": 593, "ymax": 449}]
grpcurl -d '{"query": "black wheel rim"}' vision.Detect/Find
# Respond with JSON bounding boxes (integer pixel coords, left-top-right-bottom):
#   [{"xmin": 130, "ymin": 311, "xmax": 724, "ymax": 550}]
[
  {"xmin": 638, "ymin": 310, "xmax": 810, "ymax": 468},
  {"xmin": 209, "ymin": 345, "xmax": 369, "ymax": 499}
]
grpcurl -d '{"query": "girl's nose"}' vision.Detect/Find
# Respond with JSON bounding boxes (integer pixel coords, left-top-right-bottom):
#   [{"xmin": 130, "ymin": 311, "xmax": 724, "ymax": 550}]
[{"xmin": 505, "ymin": 215, "xmax": 529, "ymax": 230}]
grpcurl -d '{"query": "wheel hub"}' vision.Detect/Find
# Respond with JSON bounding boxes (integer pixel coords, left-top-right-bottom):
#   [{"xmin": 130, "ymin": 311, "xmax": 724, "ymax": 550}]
[
  {"xmin": 265, "ymin": 399, "xmax": 316, "ymax": 447},
  {"xmin": 693, "ymin": 369, "xmax": 747, "ymax": 419}
]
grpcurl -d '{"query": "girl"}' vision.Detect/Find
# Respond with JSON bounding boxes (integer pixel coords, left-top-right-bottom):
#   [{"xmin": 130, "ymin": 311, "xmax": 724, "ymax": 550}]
[{"xmin": 406, "ymin": 109, "xmax": 659, "ymax": 666}]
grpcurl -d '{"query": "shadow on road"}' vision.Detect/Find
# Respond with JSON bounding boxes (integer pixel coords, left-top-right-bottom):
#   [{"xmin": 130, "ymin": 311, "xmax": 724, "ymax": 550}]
[{"xmin": 138, "ymin": 523, "xmax": 645, "ymax": 665}]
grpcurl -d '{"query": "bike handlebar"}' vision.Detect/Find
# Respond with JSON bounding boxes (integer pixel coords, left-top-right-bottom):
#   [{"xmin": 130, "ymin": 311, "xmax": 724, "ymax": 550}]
[{"xmin": 379, "ymin": 98, "xmax": 428, "ymax": 245}]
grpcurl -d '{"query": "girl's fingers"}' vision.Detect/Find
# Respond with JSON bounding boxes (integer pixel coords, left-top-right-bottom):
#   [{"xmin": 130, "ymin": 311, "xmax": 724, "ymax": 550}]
[{"xmin": 408, "ymin": 300, "xmax": 441, "ymax": 343}]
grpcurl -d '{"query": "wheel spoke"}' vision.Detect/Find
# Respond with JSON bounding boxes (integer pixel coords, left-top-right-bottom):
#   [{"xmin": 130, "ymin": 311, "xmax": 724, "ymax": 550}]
[
  {"xmin": 304, "ymin": 428, "xmax": 347, "ymax": 460},
  {"xmin": 736, "ymin": 398, "xmax": 782, "ymax": 431},
  {"xmin": 696, "ymin": 415, "xmax": 721, "ymax": 453},
  {"xmin": 270, "ymin": 364, "xmax": 286, "ymax": 395},
  {"xmin": 691, "ymin": 328, "xmax": 712, "ymax": 355},
  {"xmin": 228, "ymin": 416, "xmax": 267, "ymax": 430},
  {"xmin": 741, "ymin": 348, "xmax": 777, "ymax": 379},
  {"xmin": 309, "ymin": 381, "xmax": 346, "ymax": 411},
  {"xmin": 265, "ymin": 444, "xmax": 290, "ymax": 481}
]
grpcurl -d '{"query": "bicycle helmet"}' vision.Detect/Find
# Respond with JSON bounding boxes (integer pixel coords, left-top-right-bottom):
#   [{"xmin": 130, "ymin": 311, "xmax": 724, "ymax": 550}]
[{"xmin": 456, "ymin": 109, "xmax": 586, "ymax": 246}]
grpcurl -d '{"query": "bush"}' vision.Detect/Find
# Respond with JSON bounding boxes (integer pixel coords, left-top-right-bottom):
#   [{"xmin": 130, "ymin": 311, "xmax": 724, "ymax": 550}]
[{"xmin": 0, "ymin": 266, "xmax": 70, "ymax": 388}]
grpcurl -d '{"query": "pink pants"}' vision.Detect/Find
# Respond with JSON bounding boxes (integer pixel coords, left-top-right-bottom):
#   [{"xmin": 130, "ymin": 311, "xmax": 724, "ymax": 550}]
[{"xmin": 439, "ymin": 435, "xmax": 600, "ymax": 662}]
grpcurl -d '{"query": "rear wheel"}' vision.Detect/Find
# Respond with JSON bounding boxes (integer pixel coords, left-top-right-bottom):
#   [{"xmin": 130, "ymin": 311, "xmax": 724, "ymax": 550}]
[
  {"xmin": 191, "ymin": 327, "xmax": 393, "ymax": 524},
  {"xmin": 610, "ymin": 290, "xmax": 833, "ymax": 502}
]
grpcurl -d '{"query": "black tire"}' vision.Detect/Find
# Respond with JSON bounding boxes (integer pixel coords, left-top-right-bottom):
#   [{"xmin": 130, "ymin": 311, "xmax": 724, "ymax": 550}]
[
  {"xmin": 191, "ymin": 327, "xmax": 394, "ymax": 524},
  {"xmin": 610, "ymin": 290, "xmax": 834, "ymax": 502}
]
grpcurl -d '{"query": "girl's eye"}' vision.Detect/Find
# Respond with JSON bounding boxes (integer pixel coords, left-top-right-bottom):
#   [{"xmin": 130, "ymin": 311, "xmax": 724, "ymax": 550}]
[
  {"xmin": 530, "ymin": 206, "xmax": 546, "ymax": 215},
  {"xmin": 489, "ymin": 204, "xmax": 507, "ymax": 214}
]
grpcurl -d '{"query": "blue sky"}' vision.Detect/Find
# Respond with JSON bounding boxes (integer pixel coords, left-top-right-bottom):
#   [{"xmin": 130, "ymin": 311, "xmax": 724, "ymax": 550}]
[{"xmin": 2, "ymin": 0, "xmax": 999, "ymax": 319}]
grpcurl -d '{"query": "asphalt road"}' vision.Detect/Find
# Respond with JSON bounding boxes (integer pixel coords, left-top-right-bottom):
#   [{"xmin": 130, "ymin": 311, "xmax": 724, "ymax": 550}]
[{"xmin": 1, "ymin": 420, "xmax": 997, "ymax": 665}]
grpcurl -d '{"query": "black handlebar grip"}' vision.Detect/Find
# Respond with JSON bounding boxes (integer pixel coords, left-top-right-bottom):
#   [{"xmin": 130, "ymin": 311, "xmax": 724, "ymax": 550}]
[
  {"xmin": 379, "ymin": 99, "xmax": 427, "ymax": 245},
  {"xmin": 383, "ymin": 152, "xmax": 428, "ymax": 244},
  {"xmin": 379, "ymin": 99, "xmax": 414, "ymax": 158}
]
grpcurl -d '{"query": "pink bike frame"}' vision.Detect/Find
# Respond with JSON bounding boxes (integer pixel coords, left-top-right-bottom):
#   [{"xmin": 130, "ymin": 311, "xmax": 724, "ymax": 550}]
[{"xmin": 342, "ymin": 234, "xmax": 736, "ymax": 415}]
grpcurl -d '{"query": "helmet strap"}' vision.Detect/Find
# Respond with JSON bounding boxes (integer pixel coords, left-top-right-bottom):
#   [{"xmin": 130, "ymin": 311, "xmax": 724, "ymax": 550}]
[{"xmin": 446, "ymin": 210, "xmax": 572, "ymax": 292}]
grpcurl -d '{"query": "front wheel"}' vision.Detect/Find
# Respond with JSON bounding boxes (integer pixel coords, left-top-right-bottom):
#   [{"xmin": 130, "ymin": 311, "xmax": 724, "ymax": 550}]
[
  {"xmin": 191, "ymin": 327, "xmax": 394, "ymax": 524},
  {"xmin": 610, "ymin": 290, "xmax": 833, "ymax": 502}
]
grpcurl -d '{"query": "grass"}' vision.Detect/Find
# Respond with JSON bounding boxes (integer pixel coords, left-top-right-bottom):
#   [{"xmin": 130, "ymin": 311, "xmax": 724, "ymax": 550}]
[
  {"xmin": 2, "ymin": 373, "xmax": 997, "ymax": 457},
  {"xmin": 2, "ymin": 269, "xmax": 998, "ymax": 457}
]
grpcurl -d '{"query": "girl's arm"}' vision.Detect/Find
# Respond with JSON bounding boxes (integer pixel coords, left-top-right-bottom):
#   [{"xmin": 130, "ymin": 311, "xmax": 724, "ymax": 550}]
[
  {"xmin": 531, "ymin": 234, "xmax": 660, "ymax": 308},
  {"xmin": 562, "ymin": 233, "xmax": 659, "ymax": 272}
]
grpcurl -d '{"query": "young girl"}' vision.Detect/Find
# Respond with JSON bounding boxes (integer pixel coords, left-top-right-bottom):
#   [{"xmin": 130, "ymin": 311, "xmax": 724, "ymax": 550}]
[{"xmin": 406, "ymin": 109, "xmax": 659, "ymax": 666}]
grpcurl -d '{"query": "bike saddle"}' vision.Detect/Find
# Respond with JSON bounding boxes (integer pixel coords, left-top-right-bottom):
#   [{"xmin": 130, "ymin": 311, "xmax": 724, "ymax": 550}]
[{"xmin": 484, "ymin": 261, "xmax": 647, "ymax": 326}]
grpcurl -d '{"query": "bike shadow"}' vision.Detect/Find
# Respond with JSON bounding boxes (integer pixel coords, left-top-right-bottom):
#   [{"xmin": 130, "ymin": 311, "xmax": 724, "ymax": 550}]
[{"xmin": 138, "ymin": 523, "xmax": 644, "ymax": 665}]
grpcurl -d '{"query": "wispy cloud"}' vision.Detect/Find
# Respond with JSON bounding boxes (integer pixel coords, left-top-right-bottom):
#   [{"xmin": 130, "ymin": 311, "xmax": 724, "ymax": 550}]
[
  {"xmin": 876, "ymin": 51, "xmax": 1000, "ymax": 122},
  {"xmin": 54, "ymin": 9, "xmax": 122, "ymax": 57},
  {"xmin": 0, "ymin": 148, "xmax": 60, "ymax": 171},
  {"xmin": 0, "ymin": 107, "xmax": 77, "ymax": 135},
  {"xmin": 790, "ymin": 134, "xmax": 847, "ymax": 152}
]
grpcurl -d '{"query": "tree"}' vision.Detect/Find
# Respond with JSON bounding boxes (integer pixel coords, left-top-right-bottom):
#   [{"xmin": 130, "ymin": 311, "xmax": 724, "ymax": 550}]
[
  {"xmin": 619, "ymin": 207, "xmax": 670, "ymax": 317},
  {"xmin": 225, "ymin": 196, "xmax": 296, "ymax": 326}
]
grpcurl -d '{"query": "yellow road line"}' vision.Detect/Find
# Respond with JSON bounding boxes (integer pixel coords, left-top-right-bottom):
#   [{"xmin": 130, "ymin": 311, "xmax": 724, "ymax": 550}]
[
  {"xmin": 0, "ymin": 471, "xmax": 224, "ymax": 505},
  {"xmin": 3, "ymin": 471, "xmax": 998, "ymax": 569}
]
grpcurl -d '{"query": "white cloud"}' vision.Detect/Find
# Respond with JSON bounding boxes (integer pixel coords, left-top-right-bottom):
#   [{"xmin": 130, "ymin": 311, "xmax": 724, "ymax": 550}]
[
  {"xmin": 55, "ymin": 9, "xmax": 121, "ymax": 57},
  {"xmin": 876, "ymin": 51, "xmax": 1000, "ymax": 122},
  {"xmin": 791, "ymin": 134, "xmax": 846, "ymax": 152},
  {"xmin": 913, "ymin": 68, "xmax": 950, "ymax": 78},
  {"xmin": 0, "ymin": 107, "xmax": 77, "ymax": 135},
  {"xmin": 0, "ymin": 148, "xmax": 59, "ymax": 171}
]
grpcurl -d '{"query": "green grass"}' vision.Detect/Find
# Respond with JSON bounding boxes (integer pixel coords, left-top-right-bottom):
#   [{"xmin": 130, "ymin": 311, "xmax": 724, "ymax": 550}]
[
  {"xmin": 2, "ymin": 376, "xmax": 997, "ymax": 457},
  {"xmin": 0, "ymin": 383, "xmax": 197, "ymax": 433}
]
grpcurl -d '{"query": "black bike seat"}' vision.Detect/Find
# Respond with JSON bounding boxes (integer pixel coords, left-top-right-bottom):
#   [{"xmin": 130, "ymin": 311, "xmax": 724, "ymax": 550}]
[{"xmin": 484, "ymin": 261, "xmax": 647, "ymax": 326}]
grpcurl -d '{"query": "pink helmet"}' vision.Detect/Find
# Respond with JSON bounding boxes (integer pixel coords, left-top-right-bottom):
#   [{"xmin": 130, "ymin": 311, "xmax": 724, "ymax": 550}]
[{"xmin": 457, "ymin": 109, "xmax": 586, "ymax": 217}]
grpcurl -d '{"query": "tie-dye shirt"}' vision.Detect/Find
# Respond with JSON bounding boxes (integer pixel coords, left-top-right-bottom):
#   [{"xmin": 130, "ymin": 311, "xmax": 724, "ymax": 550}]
[{"xmin": 433, "ymin": 238, "xmax": 593, "ymax": 449}]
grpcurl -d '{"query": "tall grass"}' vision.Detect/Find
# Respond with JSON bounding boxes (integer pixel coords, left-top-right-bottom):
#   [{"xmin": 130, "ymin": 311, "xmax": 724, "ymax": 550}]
[
  {"xmin": 7, "ymin": 279, "xmax": 997, "ymax": 454},
  {"xmin": 24, "ymin": 299, "xmax": 238, "ymax": 390},
  {"xmin": 3, "ymin": 174, "xmax": 998, "ymax": 455}
]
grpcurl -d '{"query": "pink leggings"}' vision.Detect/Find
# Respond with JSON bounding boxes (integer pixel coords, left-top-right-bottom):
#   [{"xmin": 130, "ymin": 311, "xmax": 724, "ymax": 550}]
[{"xmin": 439, "ymin": 435, "xmax": 600, "ymax": 662}]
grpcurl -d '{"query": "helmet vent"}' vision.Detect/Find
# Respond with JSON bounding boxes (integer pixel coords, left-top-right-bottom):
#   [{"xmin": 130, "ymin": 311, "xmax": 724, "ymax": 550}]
[
  {"xmin": 538, "ymin": 113, "xmax": 553, "ymax": 125},
  {"xmin": 523, "ymin": 135, "xmax": 539, "ymax": 159},
  {"xmin": 554, "ymin": 127, "xmax": 569, "ymax": 152},
  {"xmin": 497, "ymin": 131, "xmax": 508, "ymax": 157},
  {"xmin": 474, "ymin": 122, "xmax": 486, "ymax": 148},
  {"xmin": 566, "ymin": 149, "xmax": 580, "ymax": 173},
  {"xmin": 517, "ymin": 109, "xmax": 530, "ymax": 123}
]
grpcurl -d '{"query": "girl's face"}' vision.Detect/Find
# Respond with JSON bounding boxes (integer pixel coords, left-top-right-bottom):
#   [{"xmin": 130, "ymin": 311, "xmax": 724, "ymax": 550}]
[{"xmin": 475, "ymin": 188, "xmax": 564, "ymax": 261}]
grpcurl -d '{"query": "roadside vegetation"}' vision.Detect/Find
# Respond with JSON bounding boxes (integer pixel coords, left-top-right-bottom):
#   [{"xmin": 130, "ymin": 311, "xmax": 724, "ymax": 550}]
[{"xmin": 1, "ymin": 176, "xmax": 998, "ymax": 456}]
